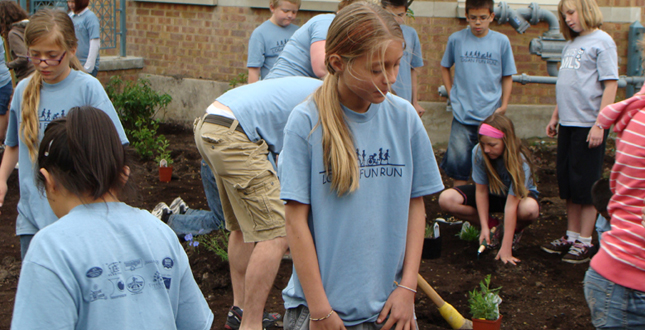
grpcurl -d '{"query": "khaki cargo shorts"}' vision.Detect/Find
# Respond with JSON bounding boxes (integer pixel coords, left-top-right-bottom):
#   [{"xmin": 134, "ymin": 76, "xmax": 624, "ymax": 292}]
[{"xmin": 194, "ymin": 114, "xmax": 286, "ymax": 243}]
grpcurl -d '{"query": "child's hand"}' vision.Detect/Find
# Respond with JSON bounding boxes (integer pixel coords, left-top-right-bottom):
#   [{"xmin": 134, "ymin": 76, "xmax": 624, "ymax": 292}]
[
  {"xmin": 310, "ymin": 312, "xmax": 347, "ymax": 330},
  {"xmin": 377, "ymin": 286, "xmax": 416, "ymax": 330},
  {"xmin": 587, "ymin": 125, "xmax": 604, "ymax": 148},
  {"xmin": 546, "ymin": 118, "xmax": 558, "ymax": 138},
  {"xmin": 479, "ymin": 227, "xmax": 491, "ymax": 246},
  {"xmin": 495, "ymin": 246, "xmax": 520, "ymax": 265},
  {"xmin": 413, "ymin": 102, "xmax": 425, "ymax": 117},
  {"xmin": 494, "ymin": 107, "xmax": 506, "ymax": 115}
]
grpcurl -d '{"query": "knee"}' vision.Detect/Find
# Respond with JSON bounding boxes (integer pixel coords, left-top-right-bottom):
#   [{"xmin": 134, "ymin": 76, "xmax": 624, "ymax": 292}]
[
  {"xmin": 518, "ymin": 200, "xmax": 540, "ymax": 221},
  {"xmin": 438, "ymin": 189, "xmax": 462, "ymax": 213}
]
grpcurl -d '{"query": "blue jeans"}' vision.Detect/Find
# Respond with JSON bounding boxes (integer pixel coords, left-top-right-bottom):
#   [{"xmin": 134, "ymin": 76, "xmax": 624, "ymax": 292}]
[
  {"xmin": 596, "ymin": 214, "xmax": 611, "ymax": 247},
  {"xmin": 584, "ymin": 267, "xmax": 645, "ymax": 329},
  {"xmin": 440, "ymin": 118, "xmax": 480, "ymax": 181},
  {"xmin": 0, "ymin": 82, "xmax": 13, "ymax": 115},
  {"xmin": 167, "ymin": 161, "xmax": 225, "ymax": 235}
]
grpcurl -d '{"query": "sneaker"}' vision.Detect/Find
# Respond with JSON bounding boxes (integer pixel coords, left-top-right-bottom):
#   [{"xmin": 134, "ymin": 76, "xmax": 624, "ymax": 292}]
[
  {"xmin": 562, "ymin": 241, "xmax": 592, "ymax": 264},
  {"xmin": 541, "ymin": 236, "xmax": 574, "ymax": 254},
  {"xmin": 224, "ymin": 306, "xmax": 281, "ymax": 330},
  {"xmin": 435, "ymin": 216, "xmax": 463, "ymax": 225},
  {"xmin": 512, "ymin": 229, "xmax": 524, "ymax": 251},
  {"xmin": 169, "ymin": 197, "xmax": 189, "ymax": 215},
  {"xmin": 151, "ymin": 202, "xmax": 172, "ymax": 223}
]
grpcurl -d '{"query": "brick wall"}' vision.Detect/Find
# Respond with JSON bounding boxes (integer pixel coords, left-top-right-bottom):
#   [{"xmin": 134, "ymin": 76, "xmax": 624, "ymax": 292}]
[{"xmin": 103, "ymin": 0, "xmax": 639, "ymax": 105}]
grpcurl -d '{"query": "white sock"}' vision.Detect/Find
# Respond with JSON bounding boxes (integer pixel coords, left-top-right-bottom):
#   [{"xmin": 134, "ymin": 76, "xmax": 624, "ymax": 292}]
[
  {"xmin": 566, "ymin": 231, "xmax": 579, "ymax": 243},
  {"xmin": 578, "ymin": 236, "xmax": 592, "ymax": 246}
]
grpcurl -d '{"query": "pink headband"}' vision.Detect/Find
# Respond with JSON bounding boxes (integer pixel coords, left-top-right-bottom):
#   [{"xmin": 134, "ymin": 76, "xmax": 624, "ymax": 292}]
[{"xmin": 479, "ymin": 123, "xmax": 505, "ymax": 139}]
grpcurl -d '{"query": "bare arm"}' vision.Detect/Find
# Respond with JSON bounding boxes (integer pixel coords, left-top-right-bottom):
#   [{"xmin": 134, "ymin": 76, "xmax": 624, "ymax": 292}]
[
  {"xmin": 378, "ymin": 196, "xmax": 425, "ymax": 330},
  {"xmin": 495, "ymin": 75, "xmax": 513, "ymax": 115},
  {"xmin": 285, "ymin": 200, "xmax": 346, "ymax": 329},
  {"xmin": 440, "ymin": 66, "xmax": 452, "ymax": 97},
  {"xmin": 247, "ymin": 67, "xmax": 261, "ymax": 84},
  {"xmin": 546, "ymin": 106, "xmax": 559, "ymax": 138},
  {"xmin": 0, "ymin": 145, "xmax": 18, "ymax": 211},
  {"xmin": 411, "ymin": 68, "xmax": 424, "ymax": 117},
  {"xmin": 496, "ymin": 194, "xmax": 521, "ymax": 265},
  {"xmin": 475, "ymin": 183, "xmax": 491, "ymax": 245},
  {"xmin": 310, "ymin": 40, "xmax": 327, "ymax": 79},
  {"xmin": 588, "ymin": 80, "xmax": 618, "ymax": 148}
]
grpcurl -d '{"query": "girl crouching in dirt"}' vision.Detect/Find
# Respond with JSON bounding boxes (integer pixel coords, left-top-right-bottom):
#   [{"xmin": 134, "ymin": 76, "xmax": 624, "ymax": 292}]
[{"xmin": 439, "ymin": 114, "xmax": 539, "ymax": 265}]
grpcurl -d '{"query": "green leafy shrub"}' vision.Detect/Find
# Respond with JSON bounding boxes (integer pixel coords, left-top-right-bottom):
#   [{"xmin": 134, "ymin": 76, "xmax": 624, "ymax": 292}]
[
  {"xmin": 195, "ymin": 229, "xmax": 229, "ymax": 262},
  {"xmin": 469, "ymin": 274, "xmax": 502, "ymax": 320},
  {"xmin": 106, "ymin": 76, "xmax": 172, "ymax": 160}
]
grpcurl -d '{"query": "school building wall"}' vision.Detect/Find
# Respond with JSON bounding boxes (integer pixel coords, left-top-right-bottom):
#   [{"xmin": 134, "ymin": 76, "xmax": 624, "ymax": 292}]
[{"xmin": 96, "ymin": 0, "xmax": 644, "ymax": 141}]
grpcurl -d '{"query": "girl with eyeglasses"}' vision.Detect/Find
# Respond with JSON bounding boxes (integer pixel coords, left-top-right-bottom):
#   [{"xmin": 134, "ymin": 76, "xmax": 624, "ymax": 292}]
[{"xmin": 0, "ymin": 8, "xmax": 127, "ymax": 260}]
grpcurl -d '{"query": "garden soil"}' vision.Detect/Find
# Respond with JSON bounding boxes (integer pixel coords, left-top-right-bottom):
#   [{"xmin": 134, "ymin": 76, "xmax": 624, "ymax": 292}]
[{"xmin": 0, "ymin": 123, "xmax": 614, "ymax": 329}]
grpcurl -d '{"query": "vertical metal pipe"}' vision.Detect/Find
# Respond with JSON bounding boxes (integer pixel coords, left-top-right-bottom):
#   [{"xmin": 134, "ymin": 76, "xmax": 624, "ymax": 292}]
[
  {"xmin": 627, "ymin": 21, "xmax": 644, "ymax": 98},
  {"xmin": 119, "ymin": 0, "xmax": 126, "ymax": 57}
]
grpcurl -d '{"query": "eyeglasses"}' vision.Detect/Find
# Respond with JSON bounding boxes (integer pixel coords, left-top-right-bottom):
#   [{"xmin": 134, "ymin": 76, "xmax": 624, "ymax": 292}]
[
  {"xmin": 468, "ymin": 15, "xmax": 491, "ymax": 22},
  {"xmin": 20, "ymin": 51, "xmax": 67, "ymax": 66}
]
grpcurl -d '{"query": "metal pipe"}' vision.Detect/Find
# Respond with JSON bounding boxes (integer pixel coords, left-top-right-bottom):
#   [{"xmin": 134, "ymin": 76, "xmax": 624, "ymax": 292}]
[
  {"xmin": 512, "ymin": 73, "xmax": 645, "ymax": 88},
  {"xmin": 516, "ymin": 3, "xmax": 560, "ymax": 33},
  {"xmin": 119, "ymin": 0, "xmax": 126, "ymax": 57}
]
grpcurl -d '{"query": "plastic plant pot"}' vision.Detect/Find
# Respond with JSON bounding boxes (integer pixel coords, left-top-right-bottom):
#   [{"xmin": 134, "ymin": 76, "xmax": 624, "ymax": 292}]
[
  {"xmin": 159, "ymin": 166, "xmax": 173, "ymax": 182},
  {"xmin": 472, "ymin": 315, "xmax": 502, "ymax": 330}
]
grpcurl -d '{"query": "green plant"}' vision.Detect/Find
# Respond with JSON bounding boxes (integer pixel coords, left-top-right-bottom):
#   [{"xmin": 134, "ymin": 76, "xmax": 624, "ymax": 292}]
[
  {"xmin": 468, "ymin": 274, "xmax": 502, "ymax": 321},
  {"xmin": 106, "ymin": 76, "xmax": 172, "ymax": 160},
  {"xmin": 228, "ymin": 72, "xmax": 248, "ymax": 90},
  {"xmin": 154, "ymin": 138, "xmax": 174, "ymax": 166},
  {"xmin": 195, "ymin": 229, "xmax": 229, "ymax": 261},
  {"xmin": 425, "ymin": 223, "xmax": 433, "ymax": 238},
  {"xmin": 457, "ymin": 222, "xmax": 480, "ymax": 242}
]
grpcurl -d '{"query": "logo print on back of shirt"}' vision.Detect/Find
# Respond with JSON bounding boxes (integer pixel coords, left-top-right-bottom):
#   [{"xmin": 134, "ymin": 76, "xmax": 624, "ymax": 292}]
[
  {"xmin": 85, "ymin": 266, "xmax": 103, "ymax": 278},
  {"xmin": 126, "ymin": 275, "xmax": 145, "ymax": 294},
  {"xmin": 162, "ymin": 257, "xmax": 174, "ymax": 269}
]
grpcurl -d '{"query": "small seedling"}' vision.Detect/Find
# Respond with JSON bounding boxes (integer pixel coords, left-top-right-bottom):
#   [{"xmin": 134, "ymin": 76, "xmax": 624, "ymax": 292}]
[
  {"xmin": 457, "ymin": 222, "xmax": 480, "ymax": 242},
  {"xmin": 468, "ymin": 274, "xmax": 502, "ymax": 321}
]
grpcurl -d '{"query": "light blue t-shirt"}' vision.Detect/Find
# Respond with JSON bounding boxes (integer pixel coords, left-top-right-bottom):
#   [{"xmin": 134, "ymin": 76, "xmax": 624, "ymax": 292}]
[
  {"xmin": 392, "ymin": 25, "xmax": 423, "ymax": 103},
  {"xmin": 5, "ymin": 70, "xmax": 128, "ymax": 235},
  {"xmin": 71, "ymin": 9, "xmax": 100, "ymax": 70},
  {"xmin": 11, "ymin": 202, "xmax": 213, "ymax": 330},
  {"xmin": 471, "ymin": 144, "xmax": 538, "ymax": 197},
  {"xmin": 0, "ymin": 37, "xmax": 12, "ymax": 88},
  {"xmin": 278, "ymin": 94, "xmax": 444, "ymax": 325},
  {"xmin": 215, "ymin": 76, "xmax": 322, "ymax": 154},
  {"xmin": 556, "ymin": 30, "xmax": 618, "ymax": 127},
  {"xmin": 440, "ymin": 28, "xmax": 516, "ymax": 125},
  {"xmin": 264, "ymin": 14, "xmax": 335, "ymax": 80},
  {"xmin": 247, "ymin": 20, "xmax": 299, "ymax": 80}
]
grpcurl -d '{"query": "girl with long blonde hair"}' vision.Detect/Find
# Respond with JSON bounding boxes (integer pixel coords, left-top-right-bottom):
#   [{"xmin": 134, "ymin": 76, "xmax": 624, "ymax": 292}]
[
  {"xmin": 0, "ymin": 8, "xmax": 127, "ymax": 259},
  {"xmin": 439, "ymin": 114, "xmax": 539, "ymax": 265},
  {"xmin": 278, "ymin": 2, "xmax": 443, "ymax": 329}
]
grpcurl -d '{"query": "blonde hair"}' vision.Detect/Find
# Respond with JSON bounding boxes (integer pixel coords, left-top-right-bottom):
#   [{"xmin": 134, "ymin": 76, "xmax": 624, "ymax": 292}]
[
  {"xmin": 557, "ymin": 0, "xmax": 603, "ymax": 41},
  {"xmin": 478, "ymin": 114, "xmax": 535, "ymax": 198},
  {"xmin": 314, "ymin": 1, "xmax": 403, "ymax": 195},
  {"xmin": 22, "ymin": 8, "xmax": 83, "ymax": 162},
  {"xmin": 270, "ymin": 0, "xmax": 301, "ymax": 9}
]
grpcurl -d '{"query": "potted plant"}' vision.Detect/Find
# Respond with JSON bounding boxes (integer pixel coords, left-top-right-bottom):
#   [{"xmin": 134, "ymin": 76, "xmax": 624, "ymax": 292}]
[
  {"xmin": 468, "ymin": 274, "xmax": 502, "ymax": 330},
  {"xmin": 422, "ymin": 221, "xmax": 442, "ymax": 259},
  {"xmin": 156, "ymin": 140, "xmax": 174, "ymax": 182}
]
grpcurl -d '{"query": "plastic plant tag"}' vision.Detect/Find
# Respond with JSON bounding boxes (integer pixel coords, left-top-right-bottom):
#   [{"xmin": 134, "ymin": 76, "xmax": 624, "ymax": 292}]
[
  {"xmin": 159, "ymin": 159, "xmax": 168, "ymax": 168},
  {"xmin": 433, "ymin": 222, "xmax": 440, "ymax": 238}
]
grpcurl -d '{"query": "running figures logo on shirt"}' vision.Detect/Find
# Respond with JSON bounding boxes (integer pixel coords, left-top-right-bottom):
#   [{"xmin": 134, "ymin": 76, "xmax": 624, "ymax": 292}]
[
  {"xmin": 38, "ymin": 108, "xmax": 66, "ymax": 131},
  {"xmin": 270, "ymin": 39, "xmax": 289, "ymax": 54},
  {"xmin": 560, "ymin": 48, "xmax": 585, "ymax": 70},
  {"xmin": 320, "ymin": 148, "xmax": 404, "ymax": 184},
  {"xmin": 460, "ymin": 51, "xmax": 499, "ymax": 66}
]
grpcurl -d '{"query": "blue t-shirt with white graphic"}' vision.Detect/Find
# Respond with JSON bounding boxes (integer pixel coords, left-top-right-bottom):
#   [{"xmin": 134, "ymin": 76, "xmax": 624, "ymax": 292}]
[
  {"xmin": 471, "ymin": 144, "xmax": 538, "ymax": 197},
  {"xmin": 555, "ymin": 30, "xmax": 618, "ymax": 127},
  {"xmin": 71, "ymin": 9, "xmax": 101, "ymax": 70},
  {"xmin": 278, "ymin": 94, "xmax": 444, "ymax": 325},
  {"xmin": 215, "ymin": 76, "xmax": 322, "ymax": 154},
  {"xmin": 264, "ymin": 14, "xmax": 335, "ymax": 79},
  {"xmin": 392, "ymin": 25, "xmax": 423, "ymax": 103},
  {"xmin": 247, "ymin": 20, "xmax": 299, "ymax": 80},
  {"xmin": 441, "ymin": 28, "xmax": 516, "ymax": 125},
  {"xmin": 5, "ymin": 70, "xmax": 128, "ymax": 235},
  {"xmin": 11, "ymin": 202, "xmax": 213, "ymax": 330}
]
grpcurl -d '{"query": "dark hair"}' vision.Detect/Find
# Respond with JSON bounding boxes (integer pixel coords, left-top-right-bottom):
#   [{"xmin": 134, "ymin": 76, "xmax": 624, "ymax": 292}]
[
  {"xmin": 465, "ymin": 0, "xmax": 494, "ymax": 14},
  {"xmin": 37, "ymin": 106, "xmax": 131, "ymax": 201},
  {"xmin": 591, "ymin": 178, "xmax": 611, "ymax": 214},
  {"xmin": 73, "ymin": 0, "xmax": 89, "ymax": 13},
  {"xmin": 381, "ymin": 0, "xmax": 412, "ymax": 10},
  {"xmin": 0, "ymin": 1, "xmax": 28, "ymax": 39}
]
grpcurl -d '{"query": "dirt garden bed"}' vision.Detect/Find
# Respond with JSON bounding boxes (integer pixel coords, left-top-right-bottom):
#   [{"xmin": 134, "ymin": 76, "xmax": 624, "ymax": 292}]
[{"xmin": 0, "ymin": 123, "xmax": 612, "ymax": 329}]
